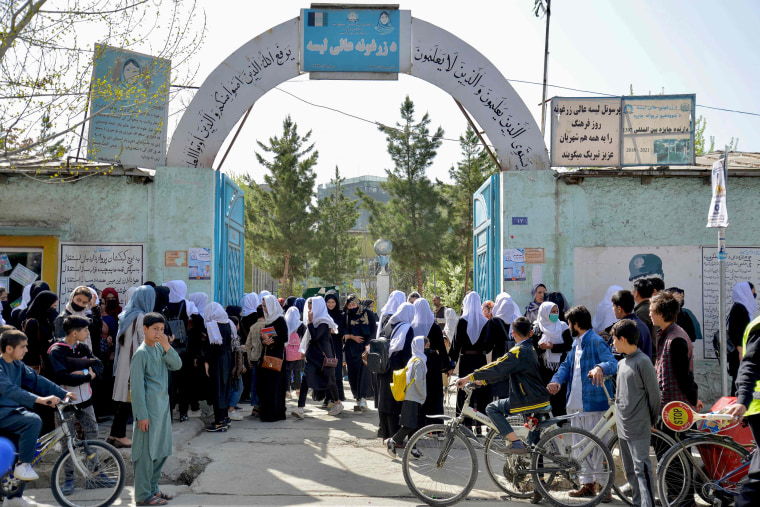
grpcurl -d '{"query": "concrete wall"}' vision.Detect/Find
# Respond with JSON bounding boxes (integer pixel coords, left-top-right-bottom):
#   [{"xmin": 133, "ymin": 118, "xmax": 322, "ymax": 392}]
[
  {"xmin": 501, "ymin": 169, "xmax": 760, "ymax": 403},
  {"xmin": 0, "ymin": 166, "xmax": 216, "ymax": 297}
]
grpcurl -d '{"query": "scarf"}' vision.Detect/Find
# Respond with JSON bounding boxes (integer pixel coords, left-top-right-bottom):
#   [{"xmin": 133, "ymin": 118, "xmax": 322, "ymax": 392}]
[
  {"xmin": 408, "ymin": 335, "xmax": 428, "ymax": 384},
  {"xmin": 25, "ymin": 290, "xmax": 58, "ymax": 325},
  {"xmin": 525, "ymin": 283, "xmax": 547, "ymax": 318},
  {"xmin": 259, "ymin": 290, "xmax": 272, "ymax": 300},
  {"xmin": 378, "ymin": 290, "xmax": 405, "ymax": 337},
  {"xmin": 164, "ymin": 280, "xmax": 198, "ymax": 316},
  {"xmin": 188, "ymin": 292, "xmax": 210, "ymax": 318},
  {"xmin": 300, "ymin": 296, "xmax": 338, "ymax": 351},
  {"xmin": 241, "ymin": 293, "xmax": 260, "ymax": 317},
  {"xmin": 17, "ymin": 284, "xmax": 32, "ymax": 311},
  {"xmin": 294, "ymin": 298, "xmax": 305, "ymax": 314},
  {"xmin": 124, "ymin": 287, "xmax": 137, "ymax": 306},
  {"xmin": 101, "ymin": 287, "xmax": 122, "ymax": 318},
  {"xmin": 116, "ymin": 286, "xmax": 155, "ymax": 341},
  {"xmin": 388, "ymin": 302, "xmax": 414, "ymax": 354},
  {"xmin": 443, "ymin": 307, "xmax": 458, "ymax": 341},
  {"xmin": 204, "ymin": 302, "xmax": 232, "ymax": 345},
  {"xmin": 285, "ymin": 306, "xmax": 301, "ymax": 335},
  {"xmin": 537, "ymin": 301, "xmax": 569, "ymax": 370},
  {"xmin": 460, "ymin": 291, "xmax": 487, "ymax": 345},
  {"xmin": 262, "ymin": 295, "xmax": 284, "ymax": 325},
  {"xmin": 732, "ymin": 281, "xmax": 757, "ymax": 320},
  {"xmin": 344, "ymin": 294, "xmax": 369, "ymax": 328},
  {"xmin": 592, "ymin": 285, "xmax": 624, "ymax": 334},
  {"xmin": 411, "ymin": 298, "xmax": 435, "ymax": 337},
  {"xmin": 325, "ymin": 291, "xmax": 342, "ymax": 328},
  {"xmin": 492, "ymin": 292, "xmax": 522, "ymax": 324},
  {"xmin": 64, "ymin": 287, "xmax": 90, "ymax": 318}
]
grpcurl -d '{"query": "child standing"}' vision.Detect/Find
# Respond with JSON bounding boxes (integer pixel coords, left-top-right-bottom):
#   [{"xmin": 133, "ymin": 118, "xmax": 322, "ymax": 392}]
[
  {"xmin": 130, "ymin": 312, "xmax": 183, "ymax": 506},
  {"xmin": 386, "ymin": 336, "xmax": 427, "ymax": 458},
  {"xmin": 610, "ymin": 319, "xmax": 661, "ymax": 507}
]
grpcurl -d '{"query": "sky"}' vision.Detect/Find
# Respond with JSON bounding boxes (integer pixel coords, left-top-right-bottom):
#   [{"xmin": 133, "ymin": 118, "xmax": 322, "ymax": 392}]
[{"xmin": 171, "ymin": 0, "xmax": 760, "ymax": 185}]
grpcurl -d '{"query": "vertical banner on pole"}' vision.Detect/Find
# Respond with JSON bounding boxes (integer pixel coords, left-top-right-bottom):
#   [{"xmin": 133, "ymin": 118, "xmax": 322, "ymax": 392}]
[{"xmin": 707, "ymin": 158, "xmax": 729, "ymax": 228}]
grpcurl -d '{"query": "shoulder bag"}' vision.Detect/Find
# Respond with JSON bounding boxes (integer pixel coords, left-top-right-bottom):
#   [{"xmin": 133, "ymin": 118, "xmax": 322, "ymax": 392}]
[
  {"xmin": 261, "ymin": 344, "xmax": 283, "ymax": 372},
  {"xmin": 315, "ymin": 340, "xmax": 339, "ymax": 370}
]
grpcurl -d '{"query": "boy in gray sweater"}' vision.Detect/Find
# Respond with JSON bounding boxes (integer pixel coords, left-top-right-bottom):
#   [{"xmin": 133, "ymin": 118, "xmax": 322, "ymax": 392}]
[{"xmin": 611, "ymin": 319, "xmax": 661, "ymax": 507}]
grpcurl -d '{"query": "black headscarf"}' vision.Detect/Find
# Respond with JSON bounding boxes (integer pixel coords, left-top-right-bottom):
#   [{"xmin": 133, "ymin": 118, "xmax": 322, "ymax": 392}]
[
  {"xmin": 18, "ymin": 281, "xmax": 52, "ymax": 322},
  {"xmin": 226, "ymin": 305, "xmax": 242, "ymax": 319},
  {"xmin": 324, "ymin": 291, "xmax": 342, "ymax": 328},
  {"xmin": 153, "ymin": 286, "xmax": 171, "ymax": 313},
  {"xmin": 24, "ymin": 290, "xmax": 58, "ymax": 335},
  {"xmin": 283, "ymin": 296, "xmax": 297, "ymax": 311}
]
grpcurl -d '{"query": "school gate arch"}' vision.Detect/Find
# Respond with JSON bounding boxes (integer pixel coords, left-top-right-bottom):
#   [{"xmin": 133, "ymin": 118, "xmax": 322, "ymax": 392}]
[{"xmin": 167, "ymin": 14, "xmax": 550, "ymax": 304}]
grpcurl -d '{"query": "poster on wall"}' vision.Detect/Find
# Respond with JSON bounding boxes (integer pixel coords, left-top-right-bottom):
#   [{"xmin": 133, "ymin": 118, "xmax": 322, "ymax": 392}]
[
  {"xmin": 0, "ymin": 277, "xmax": 9, "ymax": 290},
  {"xmin": 0, "ymin": 254, "xmax": 11, "ymax": 273},
  {"xmin": 503, "ymin": 248, "xmax": 526, "ymax": 281},
  {"xmin": 10, "ymin": 263, "xmax": 39, "ymax": 286},
  {"xmin": 59, "ymin": 243, "xmax": 144, "ymax": 304},
  {"xmin": 188, "ymin": 248, "xmax": 211, "ymax": 280}
]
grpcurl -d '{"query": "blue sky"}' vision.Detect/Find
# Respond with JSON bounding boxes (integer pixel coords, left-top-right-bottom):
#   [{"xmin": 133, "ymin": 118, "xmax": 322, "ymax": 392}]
[{"xmin": 181, "ymin": 0, "xmax": 759, "ymax": 183}]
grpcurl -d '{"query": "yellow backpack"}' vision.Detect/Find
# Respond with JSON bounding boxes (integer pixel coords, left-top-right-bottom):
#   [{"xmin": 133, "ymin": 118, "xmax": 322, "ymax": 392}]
[{"xmin": 390, "ymin": 358, "xmax": 420, "ymax": 402}]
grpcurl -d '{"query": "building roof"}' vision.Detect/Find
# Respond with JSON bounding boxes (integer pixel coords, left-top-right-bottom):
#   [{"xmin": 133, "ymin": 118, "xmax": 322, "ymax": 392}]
[{"xmin": 0, "ymin": 153, "xmax": 156, "ymax": 181}]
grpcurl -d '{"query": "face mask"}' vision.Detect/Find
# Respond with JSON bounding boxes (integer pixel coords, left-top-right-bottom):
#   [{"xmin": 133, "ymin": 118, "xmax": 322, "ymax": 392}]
[
  {"xmin": 549, "ymin": 313, "xmax": 559, "ymax": 323},
  {"xmin": 70, "ymin": 302, "xmax": 85, "ymax": 313},
  {"xmin": 106, "ymin": 300, "xmax": 118, "ymax": 311}
]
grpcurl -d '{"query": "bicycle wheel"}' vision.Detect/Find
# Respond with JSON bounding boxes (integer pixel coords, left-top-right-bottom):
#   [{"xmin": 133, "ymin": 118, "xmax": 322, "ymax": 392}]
[
  {"xmin": 609, "ymin": 428, "xmax": 675, "ymax": 505},
  {"xmin": 51, "ymin": 439, "xmax": 126, "ymax": 507},
  {"xmin": 484, "ymin": 427, "xmax": 534, "ymax": 498},
  {"xmin": 401, "ymin": 423, "xmax": 478, "ymax": 506},
  {"xmin": 657, "ymin": 435, "xmax": 749, "ymax": 507},
  {"xmin": 532, "ymin": 426, "xmax": 614, "ymax": 507}
]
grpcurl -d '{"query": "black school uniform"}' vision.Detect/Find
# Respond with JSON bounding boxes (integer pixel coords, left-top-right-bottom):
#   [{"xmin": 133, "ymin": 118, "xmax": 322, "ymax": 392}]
[
  {"xmin": 422, "ymin": 323, "xmax": 447, "ymax": 425},
  {"xmin": 449, "ymin": 318, "xmax": 492, "ymax": 429}
]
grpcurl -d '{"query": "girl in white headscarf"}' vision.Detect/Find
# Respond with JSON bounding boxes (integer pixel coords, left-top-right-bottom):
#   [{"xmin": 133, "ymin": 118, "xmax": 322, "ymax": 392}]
[
  {"xmin": 202, "ymin": 302, "xmax": 234, "ymax": 431},
  {"xmin": 164, "ymin": 280, "xmax": 198, "ymax": 316},
  {"xmin": 284, "ymin": 306, "xmax": 304, "ymax": 400},
  {"xmin": 592, "ymin": 285, "xmax": 624, "ymax": 335},
  {"xmin": 487, "ymin": 292, "xmax": 523, "ymax": 398},
  {"xmin": 386, "ymin": 335, "xmax": 428, "ymax": 458},
  {"xmin": 377, "ymin": 290, "xmax": 406, "ymax": 337},
  {"xmin": 412, "ymin": 298, "xmax": 448, "ymax": 425},
  {"xmin": 258, "ymin": 294, "xmax": 289, "ymax": 422},
  {"xmin": 292, "ymin": 297, "xmax": 343, "ymax": 418},
  {"xmin": 533, "ymin": 300, "xmax": 573, "ymax": 419},
  {"xmin": 188, "ymin": 292, "xmax": 210, "ymax": 319},
  {"xmin": 449, "ymin": 291, "xmax": 491, "ymax": 435},
  {"xmin": 443, "ymin": 307, "xmax": 458, "ymax": 343},
  {"xmin": 238, "ymin": 292, "xmax": 260, "ymax": 343},
  {"xmin": 728, "ymin": 281, "xmax": 757, "ymax": 394}
]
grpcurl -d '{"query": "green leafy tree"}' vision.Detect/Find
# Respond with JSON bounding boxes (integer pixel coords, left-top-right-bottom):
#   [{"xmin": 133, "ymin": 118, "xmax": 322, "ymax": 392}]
[
  {"xmin": 441, "ymin": 125, "xmax": 498, "ymax": 294},
  {"xmin": 359, "ymin": 96, "xmax": 446, "ymax": 292},
  {"xmin": 422, "ymin": 258, "xmax": 467, "ymax": 313},
  {"xmin": 312, "ymin": 166, "xmax": 361, "ymax": 285},
  {"xmin": 245, "ymin": 115, "xmax": 318, "ymax": 297}
]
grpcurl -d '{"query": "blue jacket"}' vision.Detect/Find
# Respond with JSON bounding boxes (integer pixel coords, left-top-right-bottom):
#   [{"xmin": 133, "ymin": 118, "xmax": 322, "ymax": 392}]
[{"xmin": 551, "ymin": 329, "xmax": 618, "ymax": 413}]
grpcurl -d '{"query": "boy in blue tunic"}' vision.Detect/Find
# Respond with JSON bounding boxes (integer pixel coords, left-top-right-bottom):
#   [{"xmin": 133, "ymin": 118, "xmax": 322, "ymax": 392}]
[{"xmin": 130, "ymin": 313, "xmax": 182, "ymax": 506}]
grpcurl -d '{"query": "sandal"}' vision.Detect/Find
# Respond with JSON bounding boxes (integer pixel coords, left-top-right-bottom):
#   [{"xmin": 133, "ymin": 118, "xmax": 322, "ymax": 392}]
[
  {"xmin": 136, "ymin": 495, "xmax": 168, "ymax": 506},
  {"xmin": 106, "ymin": 437, "xmax": 131, "ymax": 448},
  {"xmin": 155, "ymin": 491, "xmax": 174, "ymax": 500}
]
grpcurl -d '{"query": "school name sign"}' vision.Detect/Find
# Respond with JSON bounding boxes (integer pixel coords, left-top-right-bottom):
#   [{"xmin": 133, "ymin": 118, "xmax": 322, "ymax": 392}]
[{"xmin": 550, "ymin": 94, "xmax": 695, "ymax": 167}]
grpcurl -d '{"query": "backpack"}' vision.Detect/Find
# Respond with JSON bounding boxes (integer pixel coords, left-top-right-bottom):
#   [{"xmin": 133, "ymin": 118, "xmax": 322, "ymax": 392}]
[
  {"xmin": 164, "ymin": 301, "xmax": 188, "ymax": 353},
  {"xmin": 367, "ymin": 323, "xmax": 393, "ymax": 374},
  {"xmin": 285, "ymin": 331, "xmax": 301, "ymax": 362},
  {"xmin": 390, "ymin": 358, "xmax": 421, "ymax": 402}
]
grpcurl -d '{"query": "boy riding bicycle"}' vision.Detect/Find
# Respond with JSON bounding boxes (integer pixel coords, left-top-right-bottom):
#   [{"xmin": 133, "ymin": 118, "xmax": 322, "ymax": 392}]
[{"xmin": 456, "ymin": 317, "xmax": 550, "ymax": 454}]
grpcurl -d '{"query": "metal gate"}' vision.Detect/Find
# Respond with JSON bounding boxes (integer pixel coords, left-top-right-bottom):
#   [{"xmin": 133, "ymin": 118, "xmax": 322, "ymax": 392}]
[
  {"xmin": 473, "ymin": 174, "xmax": 500, "ymax": 302},
  {"xmin": 214, "ymin": 172, "xmax": 245, "ymax": 307}
]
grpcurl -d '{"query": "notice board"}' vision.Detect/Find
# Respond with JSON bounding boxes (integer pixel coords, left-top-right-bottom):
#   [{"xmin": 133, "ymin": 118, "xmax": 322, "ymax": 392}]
[{"xmin": 59, "ymin": 243, "xmax": 144, "ymax": 303}]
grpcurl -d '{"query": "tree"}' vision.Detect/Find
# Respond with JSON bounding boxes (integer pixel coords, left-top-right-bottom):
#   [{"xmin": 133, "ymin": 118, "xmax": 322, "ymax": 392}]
[
  {"xmin": 359, "ymin": 95, "xmax": 446, "ymax": 293},
  {"xmin": 441, "ymin": 125, "xmax": 499, "ymax": 294},
  {"xmin": 1, "ymin": 0, "xmax": 205, "ymax": 162},
  {"xmin": 312, "ymin": 166, "xmax": 361, "ymax": 285},
  {"xmin": 245, "ymin": 115, "xmax": 318, "ymax": 297}
]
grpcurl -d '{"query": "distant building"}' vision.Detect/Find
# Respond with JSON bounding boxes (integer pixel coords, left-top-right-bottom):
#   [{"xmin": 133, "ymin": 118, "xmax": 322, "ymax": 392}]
[{"xmin": 317, "ymin": 175, "xmax": 389, "ymax": 232}]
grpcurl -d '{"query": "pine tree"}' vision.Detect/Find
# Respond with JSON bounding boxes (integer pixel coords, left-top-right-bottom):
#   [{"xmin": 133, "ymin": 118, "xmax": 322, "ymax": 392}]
[
  {"xmin": 312, "ymin": 166, "xmax": 362, "ymax": 285},
  {"xmin": 360, "ymin": 96, "xmax": 446, "ymax": 292},
  {"xmin": 245, "ymin": 115, "xmax": 318, "ymax": 296},
  {"xmin": 441, "ymin": 125, "xmax": 499, "ymax": 293}
]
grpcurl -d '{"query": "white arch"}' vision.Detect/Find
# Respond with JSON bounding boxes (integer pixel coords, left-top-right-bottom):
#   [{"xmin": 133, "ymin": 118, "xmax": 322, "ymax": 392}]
[{"xmin": 166, "ymin": 17, "xmax": 548, "ymax": 171}]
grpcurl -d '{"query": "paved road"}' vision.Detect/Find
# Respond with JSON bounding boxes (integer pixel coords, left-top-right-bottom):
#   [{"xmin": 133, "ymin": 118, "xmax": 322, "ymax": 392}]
[{"xmin": 21, "ymin": 388, "xmax": 628, "ymax": 506}]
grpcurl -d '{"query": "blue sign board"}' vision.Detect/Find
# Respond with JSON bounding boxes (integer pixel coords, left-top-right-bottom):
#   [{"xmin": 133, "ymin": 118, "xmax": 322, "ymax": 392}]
[
  {"xmin": 301, "ymin": 8, "xmax": 400, "ymax": 73},
  {"xmin": 88, "ymin": 44, "xmax": 170, "ymax": 168},
  {"xmin": 512, "ymin": 217, "xmax": 528, "ymax": 225}
]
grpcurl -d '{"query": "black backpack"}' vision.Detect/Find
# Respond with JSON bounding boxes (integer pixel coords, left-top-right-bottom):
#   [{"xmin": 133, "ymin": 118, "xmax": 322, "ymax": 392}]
[
  {"xmin": 164, "ymin": 301, "xmax": 188, "ymax": 353},
  {"xmin": 367, "ymin": 323, "xmax": 393, "ymax": 374}
]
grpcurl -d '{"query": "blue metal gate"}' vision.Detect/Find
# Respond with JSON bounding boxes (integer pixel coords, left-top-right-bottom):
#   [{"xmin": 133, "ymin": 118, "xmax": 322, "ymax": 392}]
[
  {"xmin": 473, "ymin": 174, "xmax": 500, "ymax": 302},
  {"xmin": 214, "ymin": 172, "xmax": 245, "ymax": 307}
]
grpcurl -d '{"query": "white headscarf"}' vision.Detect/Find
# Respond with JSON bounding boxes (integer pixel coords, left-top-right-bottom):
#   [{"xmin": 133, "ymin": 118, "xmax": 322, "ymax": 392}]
[
  {"xmin": 259, "ymin": 290, "xmax": 272, "ymax": 300},
  {"xmin": 388, "ymin": 302, "xmax": 415, "ymax": 354},
  {"xmin": 164, "ymin": 280, "xmax": 199, "ymax": 316},
  {"xmin": 492, "ymin": 292, "xmax": 522, "ymax": 324},
  {"xmin": 460, "ymin": 291, "xmax": 487, "ymax": 345},
  {"xmin": 408, "ymin": 335, "xmax": 428, "ymax": 384},
  {"xmin": 188, "ymin": 292, "xmax": 209, "ymax": 318},
  {"xmin": 444, "ymin": 307, "xmax": 458, "ymax": 341},
  {"xmin": 732, "ymin": 281, "xmax": 757, "ymax": 320},
  {"xmin": 411, "ymin": 298, "xmax": 435, "ymax": 337},
  {"xmin": 204, "ymin": 302, "xmax": 232, "ymax": 345},
  {"xmin": 299, "ymin": 296, "xmax": 338, "ymax": 352},
  {"xmin": 377, "ymin": 290, "xmax": 406, "ymax": 337},
  {"xmin": 123, "ymin": 287, "xmax": 137, "ymax": 306},
  {"xmin": 17, "ymin": 285, "xmax": 32, "ymax": 311},
  {"xmin": 262, "ymin": 294, "xmax": 284, "ymax": 325},
  {"xmin": 285, "ymin": 306, "xmax": 301, "ymax": 335},
  {"xmin": 537, "ymin": 301, "xmax": 569, "ymax": 369},
  {"xmin": 241, "ymin": 293, "xmax": 260, "ymax": 318},
  {"xmin": 592, "ymin": 285, "xmax": 624, "ymax": 334},
  {"xmin": 64, "ymin": 287, "xmax": 90, "ymax": 318}
]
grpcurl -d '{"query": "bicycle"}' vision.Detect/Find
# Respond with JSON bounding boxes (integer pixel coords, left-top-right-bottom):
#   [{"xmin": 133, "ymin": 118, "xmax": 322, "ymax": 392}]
[
  {"xmin": 656, "ymin": 401, "xmax": 753, "ymax": 507},
  {"xmin": 588, "ymin": 377, "xmax": 676, "ymax": 505},
  {"xmin": 401, "ymin": 381, "xmax": 615, "ymax": 507},
  {"xmin": 0, "ymin": 399, "xmax": 126, "ymax": 507}
]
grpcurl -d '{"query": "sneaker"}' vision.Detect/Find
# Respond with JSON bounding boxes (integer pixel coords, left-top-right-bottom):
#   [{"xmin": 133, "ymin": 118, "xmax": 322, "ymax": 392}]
[
  {"xmin": 61, "ymin": 477, "xmax": 75, "ymax": 495},
  {"xmin": 13, "ymin": 463, "xmax": 39, "ymax": 481},
  {"xmin": 205, "ymin": 422, "xmax": 227, "ymax": 432},
  {"xmin": 291, "ymin": 407, "xmax": 305, "ymax": 419},
  {"xmin": 505, "ymin": 439, "xmax": 528, "ymax": 455},
  {"xmin": 410, "ymin": 446, "xmax": 423, "ymax": 459},
  {"xmin": 3, "ymin": 496, "xmax": 37, "ymax": 507},
  {"xmin": 179, "ymin": 414, "xmax": 189, "ymax": 423},
  {"xmin": 188, "ymin": 409, "xmax": 202, "ymax": 418},
  {"xmin": 359, "ymin": 398, "xmax": 368, "ymax": 410},
  {"xmin": 327, "ymin": 401, "xmax": 343, "ymax": 416},
  {"xmin": 228, "ymin": 410, "xmax": 243, "ymax": 421},
  {"xmin": 386, "ymin": 439, "xmax": 397, "ymax": 458}
]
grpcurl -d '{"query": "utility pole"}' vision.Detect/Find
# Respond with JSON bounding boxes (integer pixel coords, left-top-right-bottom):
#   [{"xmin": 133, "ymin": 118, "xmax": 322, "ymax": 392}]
[{"xmin": 540, "ymin": 0, "xmax": 552, "ymax": 136}]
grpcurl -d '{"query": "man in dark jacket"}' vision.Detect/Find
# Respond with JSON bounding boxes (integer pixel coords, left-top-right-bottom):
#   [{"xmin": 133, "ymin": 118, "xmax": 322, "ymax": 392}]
[
  {"xmin": 611, "ymin": 289, "xmax": 653, "ymax": 361},
  {"xmin": 456, "ymin": 316, "xmax": 550, "ymax": 454}
]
